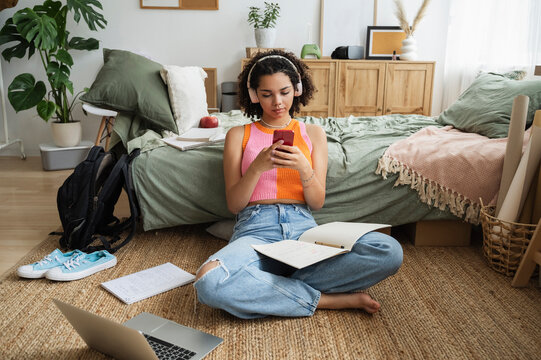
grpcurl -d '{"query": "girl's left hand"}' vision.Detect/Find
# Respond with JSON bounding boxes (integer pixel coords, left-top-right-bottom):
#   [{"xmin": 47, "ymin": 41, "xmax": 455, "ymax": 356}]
[{"xmin": 271, "ymin": 145, "xmax": 311, "ymax": 174}]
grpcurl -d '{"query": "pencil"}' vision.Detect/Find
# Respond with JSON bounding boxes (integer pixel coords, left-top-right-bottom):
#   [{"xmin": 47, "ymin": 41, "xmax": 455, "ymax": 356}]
[{"xmin": 314, "ymin": 241, "xmax": 344, "ymax": 249}]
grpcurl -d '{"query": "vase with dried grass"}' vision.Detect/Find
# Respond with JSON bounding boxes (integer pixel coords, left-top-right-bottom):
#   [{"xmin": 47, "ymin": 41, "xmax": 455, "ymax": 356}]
[{"xmin": 394, "ymin": 0, "xmax": 431, "ymax": 61}]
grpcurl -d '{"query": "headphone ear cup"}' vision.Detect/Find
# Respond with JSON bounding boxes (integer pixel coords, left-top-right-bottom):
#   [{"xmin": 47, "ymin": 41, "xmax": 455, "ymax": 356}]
[
  {"xmin": 294, "ymin": 81, "xmax": 303, "ymax": 97},
  {"xmin": 248, "ymin": 88, "xmax": 259, "ymax": 103}
]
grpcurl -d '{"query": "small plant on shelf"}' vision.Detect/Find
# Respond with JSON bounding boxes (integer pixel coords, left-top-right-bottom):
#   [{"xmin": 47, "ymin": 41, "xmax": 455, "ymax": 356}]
[{"xmin": 248, "ymin": 2, "xmax": 280, "ymax": 29}]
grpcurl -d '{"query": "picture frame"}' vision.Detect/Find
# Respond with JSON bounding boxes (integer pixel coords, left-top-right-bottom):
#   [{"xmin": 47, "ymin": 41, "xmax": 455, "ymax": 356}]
[
  {"xmin": 140, "ymin": 0, "xmax": 219, "ymax": 10},
  {"xmin": 365, "ymin": 26, "xmax": 406, "ymax": 60}
]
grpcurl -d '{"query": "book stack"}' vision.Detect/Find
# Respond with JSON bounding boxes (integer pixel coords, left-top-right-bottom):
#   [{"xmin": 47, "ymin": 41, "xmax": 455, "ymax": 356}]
[{"xmin": 162, "ymin": 127, "xmax": 226, "ymax": 151}]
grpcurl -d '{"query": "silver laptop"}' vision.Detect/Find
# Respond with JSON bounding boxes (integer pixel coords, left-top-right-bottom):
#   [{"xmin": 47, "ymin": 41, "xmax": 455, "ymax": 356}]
[{"xmin": 53, "ymin": 299, "xmax": 222, "ymax": 360}]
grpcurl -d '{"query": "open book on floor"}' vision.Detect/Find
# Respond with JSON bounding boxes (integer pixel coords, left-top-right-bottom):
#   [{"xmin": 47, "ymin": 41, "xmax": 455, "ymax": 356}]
[
  {"xmin": 252, "ymin": 222, "xmax": 390, "ymax": 269},
  {"xmin": 163, "ymin": 127, "xmax": 226, "ymax": 151}
]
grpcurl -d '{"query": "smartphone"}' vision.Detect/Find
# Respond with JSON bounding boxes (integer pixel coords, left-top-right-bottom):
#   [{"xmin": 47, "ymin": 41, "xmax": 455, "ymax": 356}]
[{"xmin": 272, "ymin": 130, "xmax": 294, "ymax": 148}]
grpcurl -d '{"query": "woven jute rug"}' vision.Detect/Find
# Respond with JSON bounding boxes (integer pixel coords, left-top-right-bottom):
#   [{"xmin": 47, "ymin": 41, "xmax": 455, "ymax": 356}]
[{"xmin": 1, "ymin": 225, "xmax": 540, "ymax": 360}]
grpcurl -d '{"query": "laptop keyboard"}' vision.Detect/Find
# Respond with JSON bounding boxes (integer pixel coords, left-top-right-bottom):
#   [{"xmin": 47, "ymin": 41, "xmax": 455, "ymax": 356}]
[{"xmin": 143, "ymin": 333, "xmax": 197, "ymax": 360}]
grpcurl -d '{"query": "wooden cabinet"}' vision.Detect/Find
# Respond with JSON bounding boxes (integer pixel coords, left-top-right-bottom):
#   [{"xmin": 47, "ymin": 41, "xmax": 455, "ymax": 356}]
[
  {"xmin": 298, "ymin": 60, "xmax": 336, "ymax": 118},
  {"xmin": 306, "ymin": 60, "xmax": 434, "ymax": 117},
  {"xmin": 241, "ymin": 59, "xmax": 435, "ymax": 117},
  {"xmin": 383, "ymin": 62, "xmax": 434, "ymax": 115},
  {"xmin": 335, "ymin": 61, "xmax": 386, "ymax": 117}
]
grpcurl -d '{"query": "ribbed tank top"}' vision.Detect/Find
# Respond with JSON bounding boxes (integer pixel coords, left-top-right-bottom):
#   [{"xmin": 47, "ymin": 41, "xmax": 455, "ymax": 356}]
[{"xmin": 241, "ymin": 119, "xmax": 313, "ymax": 202}]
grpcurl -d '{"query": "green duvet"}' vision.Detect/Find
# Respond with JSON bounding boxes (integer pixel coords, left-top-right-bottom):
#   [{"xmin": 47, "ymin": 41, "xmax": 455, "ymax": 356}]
[{"xmin": 115, "ymin": 111, "xmax": 456, "ymax": 231}]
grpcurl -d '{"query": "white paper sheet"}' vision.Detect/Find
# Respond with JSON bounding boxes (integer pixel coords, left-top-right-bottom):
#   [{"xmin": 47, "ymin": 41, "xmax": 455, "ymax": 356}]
[
  {"xmin": 101, "ymin": 263, "xmax": 195, "ymax": 304},
  {"xmin": 298, "ymin": 222, "xmax": 390, "ymax": 249},
  {"xmin": 252, "ymin": 240, "xmax": 347, "ymax": 269},
  {"xmin": 252, "ymin": 222, "xmax": 390, "ymax": 269}
]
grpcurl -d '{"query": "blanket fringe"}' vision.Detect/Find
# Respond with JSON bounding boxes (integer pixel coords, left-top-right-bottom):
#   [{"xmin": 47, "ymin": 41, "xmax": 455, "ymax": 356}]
[{"xmin": 376, "ymin": 155, "xmax": 480, "ymax": 224}]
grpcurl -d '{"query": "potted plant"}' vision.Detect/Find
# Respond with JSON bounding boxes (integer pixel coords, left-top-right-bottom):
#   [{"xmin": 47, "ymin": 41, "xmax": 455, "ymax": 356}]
[
  {"xmin": 0, "ymin": 0, "xmax": 107, "ymax": 147},
  {"xmin": 248, "ymin": 2, "xmax": 280, "ymax": 49}
]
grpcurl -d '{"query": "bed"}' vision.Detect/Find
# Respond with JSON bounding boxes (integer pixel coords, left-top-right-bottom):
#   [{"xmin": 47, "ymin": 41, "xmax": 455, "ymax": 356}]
[
  {"xmin": 81, "ymin": 50, "xmax": 541, "ymax": 237},
  {"xmin": 118, "ymin": 111, "xmax": 456, "ymax": 231}
]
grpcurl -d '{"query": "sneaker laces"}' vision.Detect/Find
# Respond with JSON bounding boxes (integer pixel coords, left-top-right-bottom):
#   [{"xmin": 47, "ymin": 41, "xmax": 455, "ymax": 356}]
[
  {"xmin": 62, "ymin": 254, "xmax": 87, "ymax": 270},
  {"xmin": 37, "ymin": 254, "xmax": 60, "ymax": 266}
]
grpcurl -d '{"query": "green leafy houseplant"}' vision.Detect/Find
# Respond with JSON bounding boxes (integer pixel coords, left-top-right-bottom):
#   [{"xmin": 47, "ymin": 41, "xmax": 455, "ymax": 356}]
[
  {"xmin": 0, "ymin": 0, "xmax": 106, "ymax": 123},
  {"xmin": 247, "ymin": 2, "xmax": 280, "ymax": 29}
]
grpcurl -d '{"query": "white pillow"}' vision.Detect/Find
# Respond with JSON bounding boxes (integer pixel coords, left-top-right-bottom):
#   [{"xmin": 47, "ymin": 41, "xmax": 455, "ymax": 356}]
[
  {"xmin": 205, "ymin": 220, "xmax": 236, "ymax": 241},
  {"xmin": 160, "ymin": 65, "xmax": 209, "ymax": 134}
]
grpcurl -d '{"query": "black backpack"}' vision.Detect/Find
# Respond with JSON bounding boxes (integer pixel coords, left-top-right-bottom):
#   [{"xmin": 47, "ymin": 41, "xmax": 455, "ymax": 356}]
[{"xmin": 55, "ymin": 146, "xmax": 140, "ymax": 253}]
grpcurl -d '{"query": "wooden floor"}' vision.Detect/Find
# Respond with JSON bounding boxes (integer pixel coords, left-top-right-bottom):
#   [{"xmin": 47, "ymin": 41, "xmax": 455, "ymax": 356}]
[{"xmin": 0, "ymin": 156, "xmax": 129, "ymax": 275}]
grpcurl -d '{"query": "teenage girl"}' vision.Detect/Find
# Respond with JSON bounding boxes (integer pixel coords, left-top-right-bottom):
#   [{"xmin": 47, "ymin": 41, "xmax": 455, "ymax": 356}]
[{"xmin": 193, "ymin": 50, "xmax": 403, "ymax": 319}]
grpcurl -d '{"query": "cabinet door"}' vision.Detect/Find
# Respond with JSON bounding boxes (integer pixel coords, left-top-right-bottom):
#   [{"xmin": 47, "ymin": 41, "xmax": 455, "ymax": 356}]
[
  {"xmin": 299, "ymin": 60, "xmax": 336, "ymax": 118},
  {"xmin": 335, "ymin": 62, "xmax": 385, "ymax": 117},
  {"xmin": 384, "ymin": 62, "xmax": 434, "ymax": 115}
]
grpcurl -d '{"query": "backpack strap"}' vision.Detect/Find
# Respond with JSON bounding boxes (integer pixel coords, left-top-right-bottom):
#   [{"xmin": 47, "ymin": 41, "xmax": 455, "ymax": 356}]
[
  {"xmin": 87, "ymin": 146, "xmax": 105, "ymax": 162},
  {"xmin": 83, "ymin": 149, "xmax": 141, "ymax": 253}
]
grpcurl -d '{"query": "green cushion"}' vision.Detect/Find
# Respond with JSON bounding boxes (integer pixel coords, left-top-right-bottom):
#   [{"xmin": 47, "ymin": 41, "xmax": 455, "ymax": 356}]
[
  {"xmin": 81, "ymin": 49, "xmax": 177, "ymax": 133},
  {"xmin": 437, "ymin": 73, "xmax": 541, "ymax": 138}
]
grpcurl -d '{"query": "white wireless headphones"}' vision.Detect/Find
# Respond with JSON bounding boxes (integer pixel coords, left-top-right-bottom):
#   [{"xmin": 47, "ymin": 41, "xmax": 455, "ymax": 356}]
[{"xmin": 246, "ymin": 55, "xmax": 303, "ymax": 103}]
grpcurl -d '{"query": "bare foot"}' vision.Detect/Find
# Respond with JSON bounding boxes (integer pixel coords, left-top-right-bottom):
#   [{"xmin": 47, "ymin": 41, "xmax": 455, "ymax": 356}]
[
  {"xmin": 353, "ymin": 293, "xmax": 381, "ymax": 313},
  {"xmin": 317, "ymin": 292, "xmax": 381, "ymax": 314}
]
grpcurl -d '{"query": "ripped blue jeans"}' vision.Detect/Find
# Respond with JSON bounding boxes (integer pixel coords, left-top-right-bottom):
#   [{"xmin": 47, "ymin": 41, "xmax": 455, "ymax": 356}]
[{"xmin": 194, "ymin": 204, "xmax": 403, "ymax": 319}]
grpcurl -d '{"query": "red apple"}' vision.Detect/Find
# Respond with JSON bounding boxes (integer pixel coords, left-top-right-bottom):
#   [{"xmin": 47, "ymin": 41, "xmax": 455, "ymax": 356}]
[{"xmin": 199, "ymin": 116, "xmax": 219, "ymax": 128}]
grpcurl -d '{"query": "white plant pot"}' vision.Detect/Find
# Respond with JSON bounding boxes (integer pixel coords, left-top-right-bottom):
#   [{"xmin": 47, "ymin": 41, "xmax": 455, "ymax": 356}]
[
  {"xmin": 51, "ymin": 121, "xmax": 82, "ymax": 148},
  {"xmin": 400, "ymin": 35, "xmax": 418, "ymax": 61},
  {"xmin": 255, "ymin": 28, "xmax": 276, "ymax": 48}
]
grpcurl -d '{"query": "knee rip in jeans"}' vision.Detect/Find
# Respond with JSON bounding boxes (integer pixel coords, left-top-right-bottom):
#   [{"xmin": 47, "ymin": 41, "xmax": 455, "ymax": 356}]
[
  {"xmin": 193, "ymin": 259, "xmax": 225, "ymax": 314},
  {"xmin": 194, "ymin": 259, "xmax": 228, "ymax": 284}
]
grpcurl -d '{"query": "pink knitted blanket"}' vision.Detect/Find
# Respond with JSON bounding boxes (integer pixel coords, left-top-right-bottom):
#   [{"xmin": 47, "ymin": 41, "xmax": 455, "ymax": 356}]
[{"xmin": 376, "ymin": 126, "xmax": 530, "ymax": 224}]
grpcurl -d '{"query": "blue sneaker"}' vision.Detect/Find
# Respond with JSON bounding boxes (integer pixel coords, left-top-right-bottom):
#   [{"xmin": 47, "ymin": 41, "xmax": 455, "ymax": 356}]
[
  {"xmin": 45, "ymin": 250, "xmax": 117, "ymax": 281},
  {"xmin": 17, "ymin": 249, "xmax": 84, "ymax": 279}
]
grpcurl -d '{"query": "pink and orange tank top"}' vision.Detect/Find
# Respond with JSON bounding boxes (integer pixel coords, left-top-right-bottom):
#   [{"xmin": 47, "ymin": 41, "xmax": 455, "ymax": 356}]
[{"xmin": 241, "ymin": 119, "xmax": 313, "ymax": 203}]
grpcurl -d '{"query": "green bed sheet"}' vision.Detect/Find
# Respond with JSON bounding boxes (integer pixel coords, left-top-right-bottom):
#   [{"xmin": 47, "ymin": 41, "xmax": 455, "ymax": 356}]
[{"xmin": 116, "ymin": 111, "xmax": 457, "ymax": 231}]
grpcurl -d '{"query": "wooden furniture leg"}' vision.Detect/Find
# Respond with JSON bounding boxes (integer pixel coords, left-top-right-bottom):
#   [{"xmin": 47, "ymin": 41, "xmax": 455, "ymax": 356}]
[
  {"xmin": 105, "ymin": 117, "xmax": 114, "ymax": 151},
  {"xmin": 95, "ymin": 116, "xmax": 107, "ymax": 146},
  {"xmin": 511, "ymin": 218, "xmax": 541, "ymax": 287}
]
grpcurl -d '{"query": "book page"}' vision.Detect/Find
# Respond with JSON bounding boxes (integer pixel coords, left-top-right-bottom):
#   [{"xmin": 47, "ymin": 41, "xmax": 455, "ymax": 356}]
[
  {"xmin": 299, "ymin": 222, "xmax": 390, "ymax": 250},
  {"xmin": 101, "ymin": 263, "xmax": 195, "ymax": 304},
  {"xmin": 252, "ymin": 240, "xmax": 347, "ymax": 269}
]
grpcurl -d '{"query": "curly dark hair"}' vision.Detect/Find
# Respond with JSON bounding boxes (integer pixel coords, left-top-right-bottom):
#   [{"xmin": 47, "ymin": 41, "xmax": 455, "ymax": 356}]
[{"xmin": 237, "ymin": 49, "xmax": 315, "ymax": 119}]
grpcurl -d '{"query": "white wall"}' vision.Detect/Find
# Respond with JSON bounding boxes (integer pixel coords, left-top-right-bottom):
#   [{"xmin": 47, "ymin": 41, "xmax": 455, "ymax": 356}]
[{"xmin": 0, "ymin": 0, "xmax": 449, "ymax": 156}]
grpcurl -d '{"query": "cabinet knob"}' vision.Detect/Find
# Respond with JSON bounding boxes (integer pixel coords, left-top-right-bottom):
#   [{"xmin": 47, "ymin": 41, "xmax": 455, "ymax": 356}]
[
  {"xmin": 386, "ymin": 109, "xmax": 391, "ymax": 113},
  {"xmin": 377, "ymin": 108, "xmax": 382, "ymax": 112}
]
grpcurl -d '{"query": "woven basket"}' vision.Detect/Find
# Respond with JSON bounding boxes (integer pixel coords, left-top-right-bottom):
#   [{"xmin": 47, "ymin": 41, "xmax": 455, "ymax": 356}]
[{"xmin": 480, "ymin": 204, "xmax": 537, "ymax": 276}]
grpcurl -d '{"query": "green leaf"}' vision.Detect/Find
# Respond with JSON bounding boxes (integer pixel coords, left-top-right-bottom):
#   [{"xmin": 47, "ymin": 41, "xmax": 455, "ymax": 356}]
[
  {"xmin": 13, "ymin": 8, "xmax": 58, "ymax": 50},
  {"xmin": 68, "ymin": 36, "xmax": 99, "ymax": 51},
  {"xmin": 34, "ymin": 0, "xmax": 63, "ymax": 19},
  {"xmin": 7, "ymin": 74, "xmax": 46, "ymax": 112},
  {"xmin": 34, "ymin": 1, "xmax": 68, "ymax": 47},
  {"xmin": 54, "ymin": 49, "xmax": 73, "ymax": 66},
  {"xmin": 37, "ymin": 99, "xmax": 57, "ymax": 121},
  {"xmin": 67, "ymin": 0, "xmax": 107, "ymax": 31},
  {"xmin": 46, "ymin": 61, "xmax": 72, "ymax": 92},
  {"xmin": 0, "ymin": 18, "xmax": 36, "ymax": 61}
]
